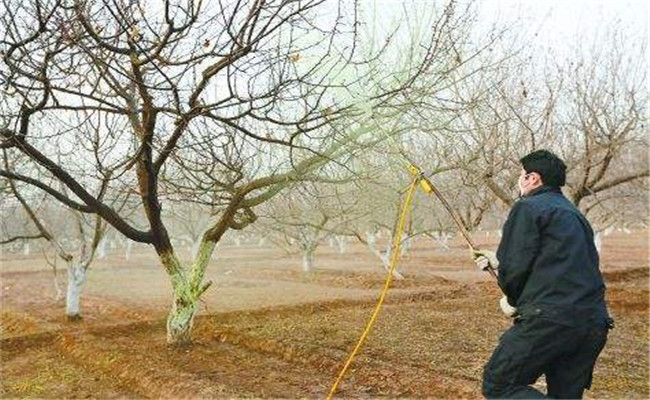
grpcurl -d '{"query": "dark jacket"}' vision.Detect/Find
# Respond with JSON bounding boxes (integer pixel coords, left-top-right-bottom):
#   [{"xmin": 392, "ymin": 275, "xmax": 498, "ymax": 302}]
[{"xmin": 496, "ymin": 186, "xmax": 609, "ymax": 326}]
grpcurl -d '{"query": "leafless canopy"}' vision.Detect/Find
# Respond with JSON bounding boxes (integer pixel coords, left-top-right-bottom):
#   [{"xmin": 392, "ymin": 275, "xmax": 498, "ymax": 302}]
[{"xmin": 1, "ymin": 0, "xmax": 473, "ymax": 256}]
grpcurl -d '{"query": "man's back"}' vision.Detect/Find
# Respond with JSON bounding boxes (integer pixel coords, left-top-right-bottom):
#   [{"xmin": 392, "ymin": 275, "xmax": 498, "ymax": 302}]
[
  {"xmin": 479, "ymin": 150, "xmax": 611, "ymax": 400},
  {"xmin": 496, "ymin": 186, "xmax": 609, "ymax": 326}
]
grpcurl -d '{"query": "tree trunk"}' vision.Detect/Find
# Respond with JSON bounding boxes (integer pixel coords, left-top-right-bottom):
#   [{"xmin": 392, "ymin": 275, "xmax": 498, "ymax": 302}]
[
  {"xmin": 334, "ymin": 236, "xmax": 347, "ymax": 254},
  {"xmin": 97, "ymin": 237, "xmax": 107, "ymax": 259},
  {"xmin": 399, "ymin": 236, "xmax": 413, "ymax": 258},
  {"xmin": 365, "ymin": 232, "xmax": 404, "ymax": 280},
  {"xmin": 66, "ymin": 262, "xmax": 87, "ymax": 321},
  {"xmin": 51, "ymin": 255, "xmax": 64, "ymax": 301},
  {"xmin": 381, "ymin": 243, "xmax": 405, "ymax": 280},
  {"xmin": 125, "ymin": 240, "xmax": 133, "ymax": 261},
  {"xmin": 191, "ymin": 240, "xmax": 201, "ymax": 258},
  {"xmin": 432, "ymin": 231, "xmax": 451, "ymax": 250},
  {"xmin": 53, "ymin": 274, "xmax": 64, "ymax": 301},
  {"xmin": 166, "ymin": 279, "xmax": 197, "ymax": 345},
  {"xmin": 379, "ymin": 248, "xmax": 404, "ymax": 280},
  {"xmin": 302, "ymin": 248, "xmax": 315, "ymax": 272},
  {"xmin": 594, "ymin": 232, "xmax": 603, "ymax": 254},
  {"xmin": 161, "ymin": 242, "xmax": 215, "ymax": 345}
]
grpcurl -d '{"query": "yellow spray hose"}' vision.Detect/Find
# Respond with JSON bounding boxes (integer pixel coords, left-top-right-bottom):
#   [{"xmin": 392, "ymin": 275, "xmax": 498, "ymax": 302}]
[{"xmin": 326, "ymin": 175, "xmax": 421, "ymax": 400}]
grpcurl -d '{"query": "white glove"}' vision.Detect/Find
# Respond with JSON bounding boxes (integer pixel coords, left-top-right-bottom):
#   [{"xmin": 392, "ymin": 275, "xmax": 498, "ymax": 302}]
[
  {"xmin": 500, "ymin": 295, "xmax": 517, "ymax": 317},
  {"xmin": 475, "ymin": 255, "xmax": 491, "ymax": 271},
  {"xmin": 472, "ymin": 249, "xmax": 499, "ymax": 270}
]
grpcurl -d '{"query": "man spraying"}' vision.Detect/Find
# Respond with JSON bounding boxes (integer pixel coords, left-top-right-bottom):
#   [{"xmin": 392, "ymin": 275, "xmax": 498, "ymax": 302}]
[{"xmin": 473, "ymin": 149, "xmax": 613, "ymax": 399}]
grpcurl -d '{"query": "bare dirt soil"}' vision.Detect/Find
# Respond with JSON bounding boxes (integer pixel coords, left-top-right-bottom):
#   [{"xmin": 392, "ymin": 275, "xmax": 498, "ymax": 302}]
[{"xmin": 1, "ymin": 230, "xmax": 648, "ymax": 399}]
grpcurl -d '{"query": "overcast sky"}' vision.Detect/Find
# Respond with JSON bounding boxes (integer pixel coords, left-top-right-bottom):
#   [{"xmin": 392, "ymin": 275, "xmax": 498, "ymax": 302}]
[
  {"xmin": 365, "ymin": 0, "xmax": 648, "ymax": 58},
  {"xmin": 476, "ymin": 0, "xmax": 648, "ymax": 53}
]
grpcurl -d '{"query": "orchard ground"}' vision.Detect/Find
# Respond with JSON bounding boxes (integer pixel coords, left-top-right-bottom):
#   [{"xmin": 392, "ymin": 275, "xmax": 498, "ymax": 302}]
[{"xmin": 1, "ymin": 230, "xmax": 648, "ymax": 399}]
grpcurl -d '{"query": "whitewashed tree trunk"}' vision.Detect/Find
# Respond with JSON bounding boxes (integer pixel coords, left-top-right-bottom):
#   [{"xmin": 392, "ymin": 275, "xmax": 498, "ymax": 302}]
[
  {"xmin": 23, "ymin": 242, "xmax": 30, "ymax": 255},
  {"xmin": 97, "ymin": 237, "xmax": 107, "ymax": 259},
  {"xmin": 381, "ymin": 239, "xmax": 403, "ymax": 276},
  {"xmin": 191, "ymin": 240, "xmax": 201, "ymax": 258},
  {"xmin": 381, "ymin": 251, "xmax": 404, "ymax": 281},
  {"xmin": 66, "ymin": 262, "xmax": 88, "ymax": 321},
  {"xmin": 50, "ymin": 255, "xmax": 64, "ymax": 301},
  {"xmin": 594, "ymin": 232, "xmax": 603, "ymax": 254},
  {"xmin": 334, "ymin": 236, "xmax": 347, "ymax": 254},
  {"xmin": 167, "ymin": 281, "xmax": 197, "ymax": 345},
  {"xmin": 439, "ymin": 232, "xmax": 452, "ymax": 250},
  {"xmin": 381, "ymin": 248, "xmax": 404, "ymax": 280},
  {"xmin": 365, "ymin": 232, "xmax": 404, "ymax": 280},
  {"xmin": 162, "ymin": 241, "xmax": 215, "ymax": 345},
  {"xmin": 124, "ymin": 240, "xmax": 133, "ymax": 261},
  {"xmin": 399, "ymin": 236, "xmax": 413, "ymax": 258},
  {"xmin": 167, "ymin": 279, "xmax": 197, "ymax": 345},
  {"xmin": 53, "ymin": 274, "xmax": 64, "ymax": 301},
  {"xmin": 302, "ymin": 248, "xmax": 315, "ymax": 272}
]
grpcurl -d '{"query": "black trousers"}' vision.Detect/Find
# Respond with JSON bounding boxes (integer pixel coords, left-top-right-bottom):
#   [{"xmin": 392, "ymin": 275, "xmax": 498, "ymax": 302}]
[{"xmin": 482, "ymin": 317, "xmax": 608, "ymax": 399}]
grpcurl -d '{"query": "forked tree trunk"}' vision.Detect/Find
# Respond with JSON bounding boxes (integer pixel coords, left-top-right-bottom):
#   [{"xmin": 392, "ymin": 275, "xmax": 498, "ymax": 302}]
[
  {"xmin": 334, "ymin": 236, "xmax": 347, "ymax": 254},
  {"xmin": 161, "ymin": 241, "xmax": 215, "ymax": 345},
  {"xmin": 380, "ymin": 247, "xmax": 405, "ymax": 280},
  {"xmin": 66, "ymin": 262, "xmax": 88, "ymax": 321},
  {"xmin": 365, "ymin": 232, "xmax": 404, "ymax": 280},
  {"xmin": 431, "ymin": 231, "xmax": 451, "ymax": 250}
]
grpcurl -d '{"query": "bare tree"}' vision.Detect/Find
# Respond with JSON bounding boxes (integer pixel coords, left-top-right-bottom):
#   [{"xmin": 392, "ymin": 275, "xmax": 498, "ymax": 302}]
[
  {"xmin": 1, "ymin": 148, "xmax": 139, "ymax": 319},
  {"xmin": 258, "ymin": 181, "xmax": 365, "ymax": 272},
  {"xmin": 0, "ymin": 0, "xmax": 482, "ymax": 344},
  {"xmin": 434, "ymin": 27, "xmax": 648, "ymax": 230},
  {"xmin": 561, "ymin": 33, "xmax": 648, "ymax": 212}
]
